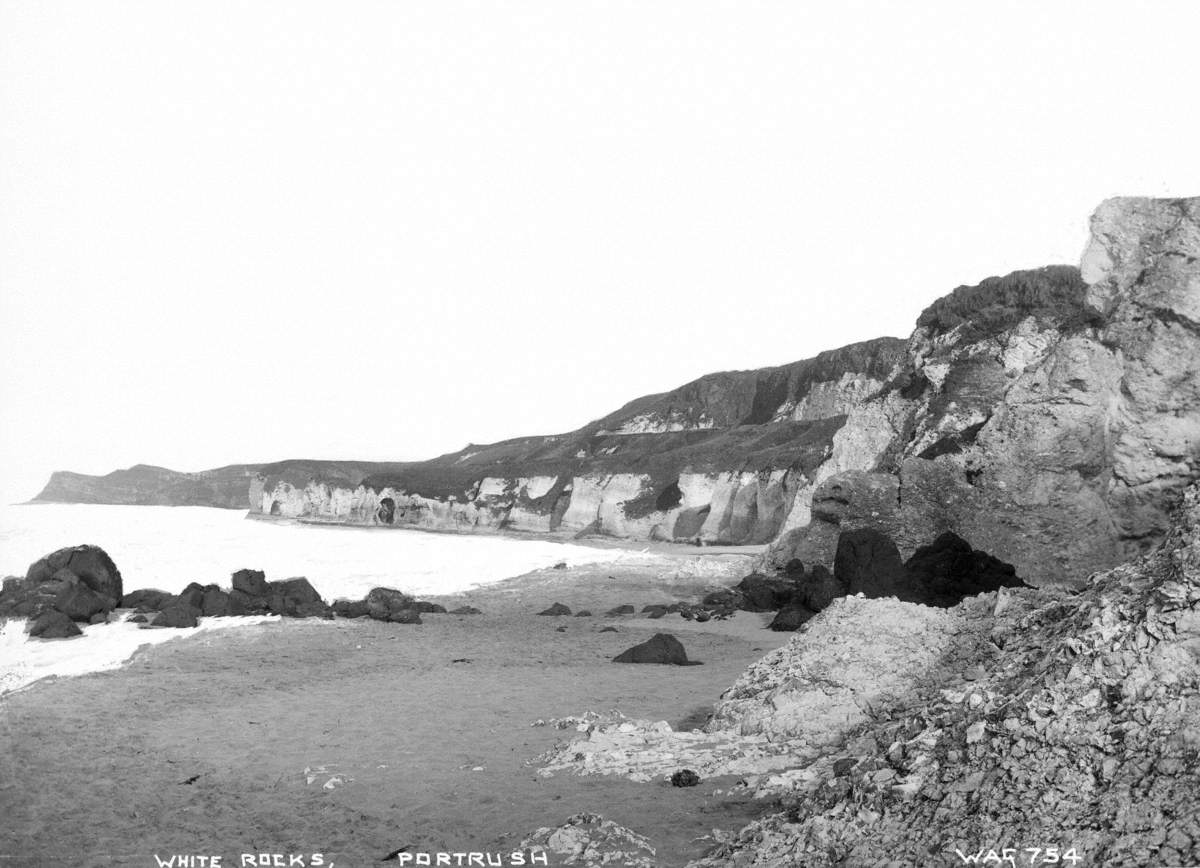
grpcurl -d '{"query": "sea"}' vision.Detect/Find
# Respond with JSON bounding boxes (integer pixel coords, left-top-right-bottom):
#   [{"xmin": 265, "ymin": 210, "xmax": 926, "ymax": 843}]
[{"xmin": 0, "ymin": 503, "xmax": 633, "ymax": 695}]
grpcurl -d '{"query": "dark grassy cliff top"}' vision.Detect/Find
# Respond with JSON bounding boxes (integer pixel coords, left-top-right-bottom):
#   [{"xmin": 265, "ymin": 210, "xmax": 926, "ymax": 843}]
[
  {"xmin": 593, "ymin": 336, "xmax": 908, "ymax": 432},
  {"xmin": 915, "ymin": 265, "xmax": 1097, "ymax": 341}
]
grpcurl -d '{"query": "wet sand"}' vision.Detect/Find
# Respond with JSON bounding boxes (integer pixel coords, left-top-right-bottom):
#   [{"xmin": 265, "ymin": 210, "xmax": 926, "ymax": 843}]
[{"xmin": 0, "ymin": 555, "xmax": 789, "ymax": 867}]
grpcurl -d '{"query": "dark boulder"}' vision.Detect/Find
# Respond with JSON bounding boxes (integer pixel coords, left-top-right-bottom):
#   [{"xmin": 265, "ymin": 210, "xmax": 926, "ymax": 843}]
[
  {"xmin": 599, "ymin": 626, "xmax": 619, "ymax": 633},
  {"xmin": 604, "ymin": 604, "xmax": 635, "ymax": 616},
  {"xmin": 538, "ymin": 602, "xmax": 571, "ymax": 616},
  {"xmin": 769, "ymin": 601, "xmax": 819, "ymax": 631},
  {"xmin": 797, "ymin": 564, "xmax": 846, "ymax": 612},
  {"xmin": 782, "ymin": 558, "xmax": 806, "ymax": 579},
  {"xmin": 231, "ymin": 568, "xmax": 269, "ymax": 597},
  {"xmin": 332, "ymin": 599, "xmax": 370, "ymax": 618},
  {"xmin": 151, "ymin": 603, "xmax": 201, "ymax": 628},
  {"xmin": 903, "ymin": 531, "xmax": 1025, "ymax": 607},
  {"xmin": 365, "ymin": 587, "xmax": 416, "ymax": 621},
  {"xmin": 613, "ymin": 633, "xmax": 701, "ymax": 665},
  {"xmin": 228, "ymin": 588, "xmax": 270, "ymax": 615},
  {"xmin": 702, "ymin": 588, "xmax": 742, "ymax": 608},
  {"xmin": 449, "ymin": 606, "xmax": 482, "ymax": 615},
  {"xmin": 127, "ymin": 613, "xmax": 148, "ymax": 623},
  {"xmin": 26, "ymin": 545, "xmax": 122, "ymax": 607},
  {"xmin": 120, "ymin": 588, "xmax": 172, "ymax": 611},
  {"xmin": 671, "ymin": 769, "xmax": 701, "ymax": 787},
  {"xmin": 175, "ymin": 582, "xmax": 208, "ymax": 609},
  {"xmin": 267, "ymin": 577, "xmax": 330, "ymax": 618},
  {"xmin": 28, "ymin": 610, "xmax": 83, "ymax": 639},
  {"xmin": 833, "ymin": 529, "xmax": 909, "ymax": 601},
  {"xmin": 54, "ymin": 580, "xmax": 111, "ymax": 623},
  {"xmin": 411, "ymin": 601, "xmax": 447, "ymax": 614},
  {"xmin": 386, "ymin": 607, "xmax": 422, "ymax": 625},
  {"xmin": 574, "ymin": 610, "xmax": 592, "ymax": 617},
  {"xmin": 173, "ymin": 583, "xmax": 232, "ymax": 616},
  {"xmin": 734, "ymin": 573, "xmax": 796, "ymax": 611},
  {"xmin": 200, "ymin": 586, "xmax": 231, "ymax": 616},
  {"xmin": 642, "ymin": 604, "xmax": 669, "ymax": 619}
]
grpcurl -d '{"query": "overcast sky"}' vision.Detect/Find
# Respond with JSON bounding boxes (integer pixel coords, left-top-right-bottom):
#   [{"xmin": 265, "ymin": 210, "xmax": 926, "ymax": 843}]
[{"xmin": 1, "ymin": 1, "xmax": 1197, "ymax": 503}]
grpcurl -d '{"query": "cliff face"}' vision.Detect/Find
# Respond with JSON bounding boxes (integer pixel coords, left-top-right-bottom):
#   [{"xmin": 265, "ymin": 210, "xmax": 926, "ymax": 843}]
[
  {"xmin": 34, "ymin": 464, "xmax": 262, "ymax": 508},
  {"xmin": 35, "ymin": 198, "xmax": 1199, "ymax": 587},
  {"xmin": 766, "ymin": 197, "xmax": 1200, "ymax": 587},
  {"xmin": 249, "ymin": 338, "xmax": 908, "ymax": 546}
]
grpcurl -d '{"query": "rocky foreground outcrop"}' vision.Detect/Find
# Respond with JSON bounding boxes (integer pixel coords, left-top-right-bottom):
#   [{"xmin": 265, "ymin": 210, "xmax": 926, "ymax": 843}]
[
  {"xmin": 35, "ymin": 197, "xmax": 1200, "ymax": 587},
  {"xmin": 537, "ymin": 483, "xmax": 1200, "ymax": 866},
  {"xmin": 689, "ymin": 481, "xmax": 1200, "ymax": 867}
]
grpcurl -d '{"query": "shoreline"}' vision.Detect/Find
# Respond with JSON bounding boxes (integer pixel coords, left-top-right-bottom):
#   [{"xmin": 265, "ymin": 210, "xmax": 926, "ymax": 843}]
[
  {"xmin": 255, "ymin": 509, "xmax": 769, "ymax": 558},
  {"xmin": 0, "ymin": 553, "xmax": 787, "ymax": 866}
]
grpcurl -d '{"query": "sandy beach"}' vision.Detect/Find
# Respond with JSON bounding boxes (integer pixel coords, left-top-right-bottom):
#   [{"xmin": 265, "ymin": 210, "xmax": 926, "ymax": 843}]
[{"xmin": 0, "ymin": 550, "xmax": 789, "ymax": 867}]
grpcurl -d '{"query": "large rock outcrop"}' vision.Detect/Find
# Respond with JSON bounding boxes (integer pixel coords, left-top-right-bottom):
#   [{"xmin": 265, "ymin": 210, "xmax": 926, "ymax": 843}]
[
  {"xmin": 34, "ymin": 198, "xmax": 1199, "ymax": 586},
  {"xmin": 690, "ymin": 480, "xmax": 1200, "ymax": 867},
  {"xmin": 769, "ymin": 197, "xmax": 1200, "ymax": 586},
  {"xmin": 0, "ymin": 545, "xmax": 124, "ymax": 627}
]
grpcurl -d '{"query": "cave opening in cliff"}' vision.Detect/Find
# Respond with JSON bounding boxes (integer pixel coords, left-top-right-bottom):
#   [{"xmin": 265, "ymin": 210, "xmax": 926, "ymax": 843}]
[
  {"xmin": 655, "ymin": 480, "xmax": 683, "ymax": 511},
  {"xmin": 377, "ymin": 497, "xmax": 396, "ymax": 525},
  {"xmin": 269, "ymin": 500, "xmax": 281, "ymax": 516}
]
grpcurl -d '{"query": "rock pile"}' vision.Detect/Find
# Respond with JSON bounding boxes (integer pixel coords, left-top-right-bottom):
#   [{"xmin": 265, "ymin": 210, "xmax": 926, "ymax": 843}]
[
  {"xmin": 124, "ymin": 570, "xmax": 334, "ymax": 626},
  {"xmin": 519, "ymin": 813, "xmax": 656, "ymax": 867},
  {"xmin": 696, "ymin": 531, "xmax": 1026, "ymax": 632},
  {"xmin": 691, "ymin": 483, "xmax": 1200, "ymax": 867},
  {"xmin": 0, "ymin": 545, "xmax": 124, "ymax": 633}
]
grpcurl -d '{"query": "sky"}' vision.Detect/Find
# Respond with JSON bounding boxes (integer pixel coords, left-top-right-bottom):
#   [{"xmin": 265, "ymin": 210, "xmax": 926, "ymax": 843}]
[{"xmin": 1, "ymin": 1, "xmax": 1198, "ymax": 504}]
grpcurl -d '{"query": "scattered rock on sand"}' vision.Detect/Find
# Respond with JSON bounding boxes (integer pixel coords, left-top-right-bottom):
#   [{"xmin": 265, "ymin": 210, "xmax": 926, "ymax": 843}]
[
  {"xmin": 331, "ymin": 599, "xmax": 369, "ymax": 618},
  {"xmin": 796, "ymin": 564, "xmax": 845, "ymax": 612},
  {"xmin": 519, "ymin": 813, "xmax": 655, "ymax": 868},
  {"xmin": 735, "ymin": 573, "xmax": 797, "ymax": 612},
  {"xmin": 599, "ymin": 626, "xmax": 618, "ymax": 633},
  {"xmin": 574, "ymin": 610, "xmax": 592, "ymax": 617},
  {"xmin": 670, "ymin": 769, "xmax": 700, "ymax": 787},
  {"xmin": 613, "ymin": 633, "xmax": 701, "ymax": 666},
  {"xmin": 365, "ymin": 587, "xmax": 416, "ymax": 620},
  {"xmin": 538, "ymin": 602, "xmax": 571, "ymax": 616},
  {"xmin": 27, "ymin": 609, "xmax": 83, "ymax": 639},
  {"xmin": 768, "ymin": 600, "xmax": 819, "ymax": 631},
  {"xmin": 411, "ymin": 601, "xmax": 447, "ymax": 614},
  {"xmin": 449, "ymin": 606, "xmax": 482, "ymax": 615},
  {"xmin": 604, "ymin": 604, "xmax": 634, "ymax": 616}
]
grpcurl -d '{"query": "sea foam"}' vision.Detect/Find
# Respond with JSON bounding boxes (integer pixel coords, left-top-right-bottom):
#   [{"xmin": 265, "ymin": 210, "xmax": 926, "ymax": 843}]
[{"xmin": 0, "ymin": 503, "xmax": 635, "ymax": 694}]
